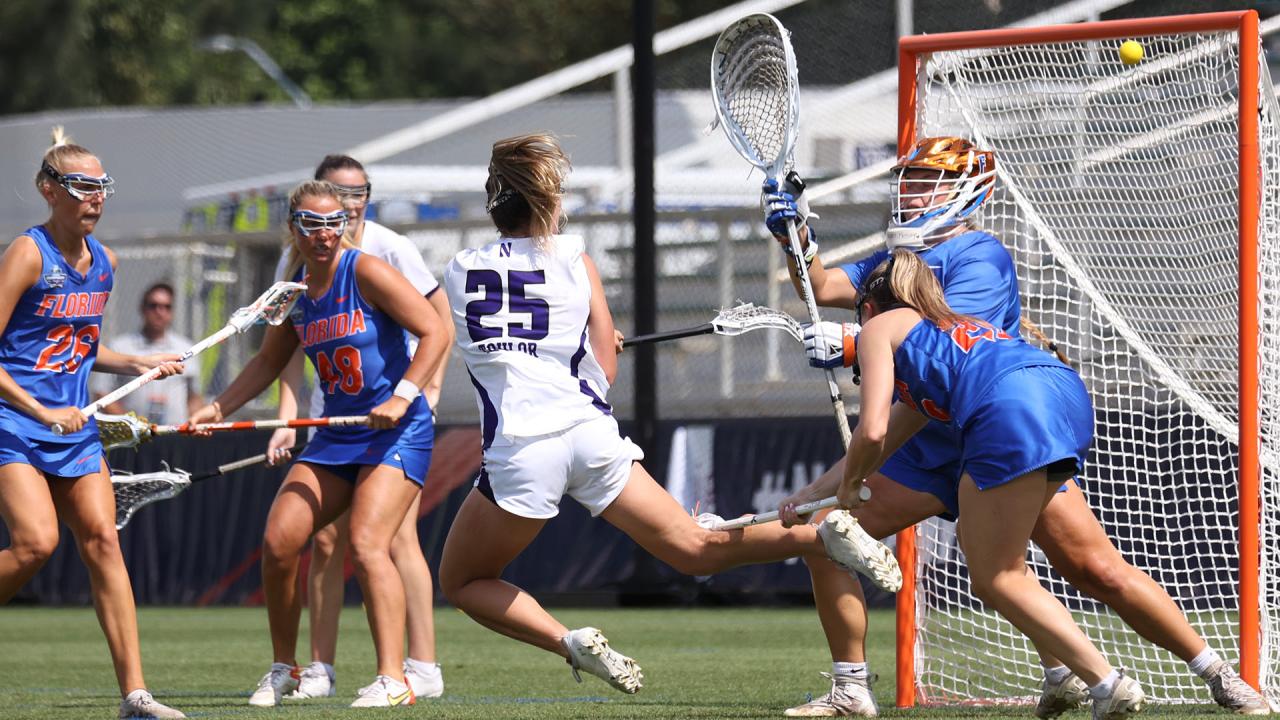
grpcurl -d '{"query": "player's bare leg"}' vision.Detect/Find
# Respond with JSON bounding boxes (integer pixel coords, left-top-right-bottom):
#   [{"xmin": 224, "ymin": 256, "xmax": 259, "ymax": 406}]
[
  {"xmin": 957, "ymin": 471, "xmax": 1115, "ymax": 686},
  {"xmin": 50, "ymin": 462, "xmax": 145, "ymax": 694},
  {"xmin": 0, "ymin": 463, "xmax": 60, "ymax": 601},
  {"xmin": 349, "ymin": 465, "xmax": 420, "ymax": 681},
  {"xmin": 790, "ymin": 461, "xmax": 946, "ymax": 717},
  {"xmin": 602, "ymin": 464, "xmax": 836, "ymax": 575},
  {"xmin": 1035, "ymin": 482, "xmax": 1204, "ymax": 658},
  {"xmin": 439, "ymin": 489, "xmax": 565, "ymax": 651},
  {"xmin": 307, "ymin": 512, "xmax": 349, "ymax": 666},
  {"xmin": 391, "ymin": 488, "xmax": 443, "ymax": 697},
  {"xmin": 261, "ymin": 463, "xmax": 352, "ymax": 668}
]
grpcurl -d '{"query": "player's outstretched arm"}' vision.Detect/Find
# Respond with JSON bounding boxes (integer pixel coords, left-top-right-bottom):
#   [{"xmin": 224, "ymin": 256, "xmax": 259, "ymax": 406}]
[{"xmin": 423, "ymin": 289, "xmax": 454, "ymax": 411}]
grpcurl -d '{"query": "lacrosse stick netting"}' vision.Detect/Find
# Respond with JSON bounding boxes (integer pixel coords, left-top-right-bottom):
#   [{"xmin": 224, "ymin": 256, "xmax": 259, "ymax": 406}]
[
  {"xmin": 712, "ymin": 13, "xmax": 854, "ymax": 452},
  {"xmin": 113, "ymin": 462, "xmax": 191, "ymax": 529}
]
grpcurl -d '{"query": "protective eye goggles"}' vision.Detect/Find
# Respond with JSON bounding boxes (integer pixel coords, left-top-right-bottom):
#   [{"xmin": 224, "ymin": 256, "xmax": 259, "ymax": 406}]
[
  {"xmin": 42, "ymin": 162, "xmax": 115, "ymax": 201},
  {"xmin": 332, "ymin": 182, "xmax": 371, "ymax": 203},
  {"xmin": 291, "ymin": 209, "xmax": 349, "ymax": 237}
]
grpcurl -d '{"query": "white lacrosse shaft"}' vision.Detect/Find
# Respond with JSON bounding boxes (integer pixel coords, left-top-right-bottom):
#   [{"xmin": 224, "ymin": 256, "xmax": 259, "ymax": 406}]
[
  {"xmin": 159, "ymin": 416, "xmax": 369, "ymax": 435},
  {"xmin": 55, "ymin": 281, "xmax": 306, "ymax": 435},
  {"xmin": 784, "ymin": 217, "xmax": 853, "ymax": 450},
  {"xmin": 710, "ymin": 489, "xmax": 870, "ymax": 531}
]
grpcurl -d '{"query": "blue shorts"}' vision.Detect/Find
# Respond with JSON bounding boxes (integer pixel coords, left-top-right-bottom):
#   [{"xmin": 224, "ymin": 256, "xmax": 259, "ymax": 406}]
[
  {"xmin": 959, "ymin": 365, "xmax": 1094, "ymax": 497},
  {"xmin": 296, "ymin": 423, "xmax": 433, "ymax": 487},
  {"xmin": 0, "ymin": 430, "xmax": 104, "ymax": 478},
  {"xmin": 879, "ymin": 367, "xmax": 1089, "ymax": 518}
]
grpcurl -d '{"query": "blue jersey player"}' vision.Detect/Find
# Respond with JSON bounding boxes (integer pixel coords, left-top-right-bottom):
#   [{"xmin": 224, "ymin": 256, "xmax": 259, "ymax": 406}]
[
  {"xmin": 837, "ymin": 249, "xmax": 1145, "ymax": 718},
  {"xmin": 765, "ymin": 138, "xmax": 1269, "ymax": 717},
  {"xmin": 0, "ymin": 129, "xmax": 186, "ymax": 718},
  {"xmin": 187, "ymin": 181, "xmax": 451, "ymax": 709}
]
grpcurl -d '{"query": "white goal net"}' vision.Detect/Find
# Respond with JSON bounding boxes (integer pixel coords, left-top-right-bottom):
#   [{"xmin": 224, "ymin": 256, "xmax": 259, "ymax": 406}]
[{"xmin": 906, "ymin": 16, "xmax": 1279, "ymax": 707}]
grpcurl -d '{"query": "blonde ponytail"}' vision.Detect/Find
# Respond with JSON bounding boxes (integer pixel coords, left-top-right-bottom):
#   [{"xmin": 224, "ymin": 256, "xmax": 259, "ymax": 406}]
[{"xmin": 861, "ymin": 249, "xmax": 964, "ymax": 328}]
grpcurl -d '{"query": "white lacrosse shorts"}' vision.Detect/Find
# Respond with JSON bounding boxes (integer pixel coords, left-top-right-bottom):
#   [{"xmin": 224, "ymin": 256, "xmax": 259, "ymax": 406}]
[{"xmin": 476, "ymin": 414, "xmax": 644, "ymax": 519}]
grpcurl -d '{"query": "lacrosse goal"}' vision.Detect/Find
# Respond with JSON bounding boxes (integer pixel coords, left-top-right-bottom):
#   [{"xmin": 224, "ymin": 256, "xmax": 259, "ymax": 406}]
[{"xmin": 894, "ymin": 10, "xmax": 1278, "ymax": 708}]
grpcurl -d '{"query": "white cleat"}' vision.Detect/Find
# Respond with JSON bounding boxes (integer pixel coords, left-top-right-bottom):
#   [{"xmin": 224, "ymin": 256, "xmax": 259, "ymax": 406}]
[
  {"xmin": 1204, "ymin": 660, "xmax": 1272, "ymax": 715},
  {"xmin": 562, "ymin": 627, "xmax": 643, "ymax": 694},
  {"xmin": 118, "ymin": 689, "xmax": 186, "ymax": 719},
  {"xmin": 350, "ymin": 674, "xmax": 415, "ymax": 708},
  {"xmin": 1035, "ymin": 671, "xmax": 1089, "ymax": 719},
  {"xmin": 287, "ymin": 661, "xmax": 335, "ymax": 699},
  {"xmin": 1091, "ymin": 671, "xmax": 1145, "ymax": 720},
  {"xmin": 783, "ymin": 672, "xmax": 878, "ymax": 717},
  {"xmin": 818, "ymin": 511, "xmax": 902, "ymax": 593},
  {"xmin": 248, "ymin": 662, "xmax": 300, "ymax": 707},
  {"xmin": 404, "ymin": 660, "xmax": 444, "ymax": 699}
]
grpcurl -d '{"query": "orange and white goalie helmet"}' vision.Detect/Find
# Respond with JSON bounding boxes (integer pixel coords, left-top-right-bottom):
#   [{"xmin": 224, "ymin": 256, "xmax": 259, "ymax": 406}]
[{"xmin": 887, "ymin": 136, "xmax": 996, "ymax": 250}]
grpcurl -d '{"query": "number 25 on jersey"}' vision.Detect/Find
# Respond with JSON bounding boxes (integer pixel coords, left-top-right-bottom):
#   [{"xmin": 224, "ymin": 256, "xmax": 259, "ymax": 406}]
[{"xmin": 464, "ymin": 269, "xmax": 550, "ymax": 342}]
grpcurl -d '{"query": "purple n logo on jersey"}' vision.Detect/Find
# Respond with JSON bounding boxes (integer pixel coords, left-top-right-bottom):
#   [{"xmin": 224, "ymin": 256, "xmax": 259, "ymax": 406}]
[{"xmin": 500, "ymin": 242, "xmax": 512, "ymax": 257}]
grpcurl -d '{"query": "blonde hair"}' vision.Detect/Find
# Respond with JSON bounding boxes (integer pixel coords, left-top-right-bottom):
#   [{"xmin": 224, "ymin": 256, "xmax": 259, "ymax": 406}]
[
  {"xmin": 282, "ymin": 180, "xmax": 358, "ymax": 281},
  {"xmin": 860, "ymin": 249, "xmax": 965, "ymax": 329},
  {"xmin": 35, "ymin": 126, "xmax": 95, "ymax": 192},
  {"xmin": 485, "ymin": 133, "xmax": 570, "ymax": 243}
]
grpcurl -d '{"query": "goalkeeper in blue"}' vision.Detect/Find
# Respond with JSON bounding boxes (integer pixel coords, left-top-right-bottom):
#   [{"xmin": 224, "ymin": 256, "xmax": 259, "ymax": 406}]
[{"xmin": 765, "ymin": 137, "xmax": 1269, "ymax": 717}]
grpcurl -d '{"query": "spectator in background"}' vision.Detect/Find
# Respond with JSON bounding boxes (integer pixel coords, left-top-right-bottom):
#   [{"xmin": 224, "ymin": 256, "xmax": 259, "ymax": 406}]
[{"xmin": 95, "ymin": 282, "xmax": 202, "ymax": 423}]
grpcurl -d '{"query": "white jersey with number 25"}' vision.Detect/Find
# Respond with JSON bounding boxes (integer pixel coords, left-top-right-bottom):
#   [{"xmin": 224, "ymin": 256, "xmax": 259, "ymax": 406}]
[{"xmin": 444, "ymin": 235, "xmax": 611, "ymax": 442}]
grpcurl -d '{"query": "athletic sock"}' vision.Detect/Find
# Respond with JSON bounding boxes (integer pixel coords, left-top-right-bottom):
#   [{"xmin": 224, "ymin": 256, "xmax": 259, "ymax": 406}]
[
  {"xmin": 833, "ymin": 661, "xmax": 867, "ymax": 678},
  {"xmin": 1043, "ymin": 664, "xmax": 1073, "ymax": 685},
  {"xmin": 405, "ymin": 657, "xmax": 440, "ymax": 673},
  {"xmin": 1089, "ymin": 670, "xmax": 1120, "ymax": 700},
  {"xmin": 1188, "ymin": 647, "xmax": 1221, "ymax": 679}
]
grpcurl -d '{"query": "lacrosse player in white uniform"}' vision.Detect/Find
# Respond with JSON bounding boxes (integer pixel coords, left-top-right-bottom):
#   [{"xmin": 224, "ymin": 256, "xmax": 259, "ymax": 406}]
[{"xmin": 438, "ymin": 133, "xmax": 898, "ymax": 695}]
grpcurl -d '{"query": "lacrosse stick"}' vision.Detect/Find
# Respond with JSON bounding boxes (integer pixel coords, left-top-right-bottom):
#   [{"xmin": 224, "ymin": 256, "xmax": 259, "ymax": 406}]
[
  {"xmin": 97, "ymin": 411, "xmax": 368, "ymax": 451},
  {"xmin": 711, "ymin": 496, "xmax": 839, "ymax": 531},
  {"xmin": 56, "ymin": 281, "xmax": 307, "ymax": 435},
  {"xmin": 623, "ymin": 302, "xmax": 804, "ymax": 348},
  {"xmin": 711, "ymin": 15, "xmax": 855, "ymax": 455},
  {"xmin": 112, "ymin": 445, "xmax": 304, "ymax": 529}
]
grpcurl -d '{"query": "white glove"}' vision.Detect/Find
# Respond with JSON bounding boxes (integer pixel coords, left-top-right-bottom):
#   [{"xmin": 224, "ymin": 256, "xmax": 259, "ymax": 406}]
[{"xmin": 803, "ymin": 321, "xmax": 860, "ymax": 369}]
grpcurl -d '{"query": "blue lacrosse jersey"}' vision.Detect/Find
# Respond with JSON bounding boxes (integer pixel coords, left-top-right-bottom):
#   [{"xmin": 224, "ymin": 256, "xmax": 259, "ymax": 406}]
[
  {"xmin": 841, "ymin": 230, "xmax": 1022, "ymax": 334},
  {"xmin": 842, "ymin": 230, "xmax": 1022, "ymax": 471},
  {"xmin": 290, "ymin": 249, "xmax": 432, "ymax": 455},
  {"xmin": 888, "ymin": 318, "xmax": 1069, "ymax": 431},
  {"xmin": 0, "ymin": 225, "xmax": 112, "ymax": 443}
]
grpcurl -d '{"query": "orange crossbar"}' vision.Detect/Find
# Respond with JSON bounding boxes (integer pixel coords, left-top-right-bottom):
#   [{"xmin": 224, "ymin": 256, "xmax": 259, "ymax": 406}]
[{"xmin": 894, "ymin": 9, "xmax": 1264, "ymax": 705}]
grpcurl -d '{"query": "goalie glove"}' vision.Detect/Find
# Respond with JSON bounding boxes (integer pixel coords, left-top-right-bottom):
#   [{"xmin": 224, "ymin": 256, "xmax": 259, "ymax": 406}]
[
  {"xmin": 762, "ymin": 171, "xmax": 819, "ymax": 238},
  {"xmin": 803, "ymin": 321, "xmax": 859, "ymax": 369}
]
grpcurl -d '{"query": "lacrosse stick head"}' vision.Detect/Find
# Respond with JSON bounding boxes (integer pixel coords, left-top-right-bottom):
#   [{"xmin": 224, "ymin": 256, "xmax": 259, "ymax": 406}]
[
  {"xmin": 711, "ymin": 13, "xmax": 800, "ymax": 179},
  {"xmin": 95, "ymin": 411, "xmax": 154, "ymax": 451},
  {"xmin": 229, "ymin": 281, "xmax": 307, "ymax": 333},
  {"xmin": 710, "ymin": 302, "xmax": 804, "ymax": 343},
  {"xmin": 112, "ymin": 462, "xmax": 192, "ymax": 529}
]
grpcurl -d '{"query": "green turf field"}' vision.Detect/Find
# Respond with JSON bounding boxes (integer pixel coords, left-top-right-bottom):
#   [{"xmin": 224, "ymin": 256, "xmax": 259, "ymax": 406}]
[{"xmin": 0, "ymin": 606, "xmax": 1235, "ymax": 718}]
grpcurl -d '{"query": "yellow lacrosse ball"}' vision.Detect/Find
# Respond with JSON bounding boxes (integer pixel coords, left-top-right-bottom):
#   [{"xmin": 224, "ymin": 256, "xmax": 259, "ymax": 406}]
[{"xmin": 1119, "ymin": 40, "xmax": 1144, "ymax": 65}]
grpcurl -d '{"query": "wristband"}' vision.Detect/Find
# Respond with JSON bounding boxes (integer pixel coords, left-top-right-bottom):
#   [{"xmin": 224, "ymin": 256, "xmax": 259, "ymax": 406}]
[
  {"xmin": 801, "ymin": 234, "xmax": 819, "ymax": 266},
  {"xmin": 393, "ymin": 379, "xmax": 420, "ymax": 402}
]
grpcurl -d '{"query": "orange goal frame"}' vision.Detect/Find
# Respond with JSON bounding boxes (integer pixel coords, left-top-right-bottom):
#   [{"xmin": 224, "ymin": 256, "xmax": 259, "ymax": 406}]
[{"xmin": 893, "ymin": 10, "xmax": 1263, "ymax": 708}]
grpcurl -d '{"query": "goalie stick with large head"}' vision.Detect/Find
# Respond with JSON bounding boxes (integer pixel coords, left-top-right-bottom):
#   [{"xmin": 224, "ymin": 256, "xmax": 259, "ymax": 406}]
[
  {"xmin": 112, "ymin": 446, "xmax": 304, "ymax": 529},
  {"xmin": 55, "ymin": 280, "xmax": 307, "ymax": 435},
  {"xmin": 96, "ymin": 411, "xmax": 368, "ymax": 451},
  {"xmin": 712, "ymin": 13, "xmax": 855, "ymax": 460}
]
